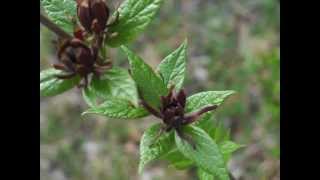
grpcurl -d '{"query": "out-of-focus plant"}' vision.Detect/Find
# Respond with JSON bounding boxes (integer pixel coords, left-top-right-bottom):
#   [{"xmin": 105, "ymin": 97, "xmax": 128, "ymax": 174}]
[{"xmin": 40, "ymin": 0, "xmax": 243, "ymax": 179}]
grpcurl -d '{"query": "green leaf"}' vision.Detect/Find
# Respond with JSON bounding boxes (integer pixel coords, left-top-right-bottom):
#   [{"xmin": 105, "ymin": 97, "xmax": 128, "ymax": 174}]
[
  {"xmin": 82, "ymin": 98, "xmax": 148, "ymax": 119},
  {"xmin": 195, "ymin": 114, "xmax": 215, "ymax": 136},
  {"xmin": 219, "ymin": 141, "xmax": 243, "ymax": 161},
  {"xmin": 186, "ymin": 91, "xmax": 236, "ymax": 114},
  {"xmin": 162, "ymin": 150, "xmax": 193, "ymax": 170},
  {"xmin": 106, "ymin": 0, "xmax": 164, "ymax": 47},
  {"xmin": 139, "ymin": 123, "xmax": 175, "ymax": 173},
  {"xmin": 82, "ymin": 85, "xmax": 98, "ymax": 108},
  {"xmin": 213, "ymin": 122, "xmax": 231, "ymax": 144},
  {"xmin": 184, "ymin": 91, "xmax": 235, "ymax": 134},
  {"xmin": 197, "ymin": 117, "xmax": 231, "ymax": 144},
  {"xmin": 82, "ymin": 67, "xmax": 139, "ymax": 107},
  {"xmin": 157, "ymin": 40, "xmax": 187, "ymax": 90},
  {"xmin": 197, "ymin": 142, "xmax": 242, "ymax": 179},
  {"xmin": 40, "ymin": 68, "xmax": 80, "ymax": 97},
  {"xmin": 41, "ymin": 0, "xmax": 76, "ymax": 34},
  {"xmin": 197, "ymin": 168, "xmax": 215, "ymax": 180},
  {"xmin": 175, "ymin": 125, "xmax": 229, "ymax": 180},
  {"xmin": 170, "ymin": 160, "xmax": 194, "ymax": 170},
  {"xmin": 121, "ymin": 46, "xmax": 168, "ymax": 109}
]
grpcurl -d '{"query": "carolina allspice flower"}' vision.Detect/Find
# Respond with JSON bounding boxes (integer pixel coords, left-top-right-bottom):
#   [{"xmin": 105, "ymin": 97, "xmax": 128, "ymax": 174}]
[
  {"xmin": 76, "ymin": 0, "xmax": 109, "ymax": 33},
  {"xmin": 141, "ymin": 86, "xmax": 218, "ymax": 144},
  {"xmin": 58, "ymin": 38, "xmax": 95, "ymax": 75},
  {"xmin": 53, "ymin": 38, "xmax": 112, "ymax": 87}
]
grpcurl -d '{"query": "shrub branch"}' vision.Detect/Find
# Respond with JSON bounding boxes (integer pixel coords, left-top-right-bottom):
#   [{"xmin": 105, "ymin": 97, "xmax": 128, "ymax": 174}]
[{"xmin": 40, "ymin": 13, "xmax": 72, "ymax": 39}]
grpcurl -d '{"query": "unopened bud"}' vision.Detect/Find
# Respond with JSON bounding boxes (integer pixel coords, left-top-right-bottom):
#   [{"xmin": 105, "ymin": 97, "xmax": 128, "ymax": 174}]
[
  {"xmin": 77, "ymin": 0, "xmax": 92, "ymax": 32},
  {"xmin": 58, "ymin": 38, "xmax": 95, "ymax": 76},
  {"xmin": 91, "ymin": 0, "xmax": 109, "ymax": 33},
  {"xmin": 77, "ymin": 0, "xmax": 109, "ymax": 33},
  {"xmin": 176, "ymin": 89, "xmax": 186, "ymax": 108}
]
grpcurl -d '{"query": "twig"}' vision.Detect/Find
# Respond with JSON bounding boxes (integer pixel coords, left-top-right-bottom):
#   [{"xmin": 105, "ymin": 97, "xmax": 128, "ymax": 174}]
[{"xmin": 40, "ymin": 13, "xmax": 72, "ymax": 39}]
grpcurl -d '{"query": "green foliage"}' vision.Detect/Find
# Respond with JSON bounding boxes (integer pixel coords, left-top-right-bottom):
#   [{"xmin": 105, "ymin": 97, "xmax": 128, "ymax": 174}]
[
  {"xmin": 40, "ymin": 68, "xmax": 80, "ymax": 97},
  {"xmin": 82, "ymin": 97, "xmax": 148, "ymax": 119},
  {"xmin": 40, "ymin": 0, "xmax": 76, "ymax": 34},
  {"xmin": 136, "ymin": 96, "xmax": 239, "ymax": 178},
  {"xmin": 157, "ymin": 40, "xmax": 187, "ymax": 90},
  {"xmin": 121, "ymin": 46, "xmax": 168, "ymax": 109},
  {"xmin": 139, "ymin": 123, "xmax": 175, "ymax": 173},
  {"xmin": 197, "ymin": 168, "xmax": 215, "ymax": 180},
  {"xmin": 107, "ymin": 0, "xmax": 164, "ymax": 47},
  {"xmin": 219, "ymin": 141, "xmax": 243, "ymax": 162},
  {"xmin": 194, "ymin": 114, "xmax": 216, "ymax": 137},
  {"xmin": 139, "ymin": 117, "xmax": 241, "ymax": 174},
  {"xmin": 163, "ymin": 150, "xmax": 193, "ymax": 170},
  {"xmin": 82, "ymin": 67, "xmax": 139, "ymax": 107},
  {"xmin": 175, "ymin": 126, "xmax": 229, "ymax": 180},
  {"xmin": 185, "ymin": 91, "xmax": 235, "ymax": 114},
  {"xmin": 82, "ymin": 85, "xmax": 98, "ymax": 108}
]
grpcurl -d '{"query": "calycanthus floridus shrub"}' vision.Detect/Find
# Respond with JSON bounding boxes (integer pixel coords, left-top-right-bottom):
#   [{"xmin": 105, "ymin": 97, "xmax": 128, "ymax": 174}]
[{"xmin": 40, "ymin": 0, "xmax": 244, "ymax": 179}]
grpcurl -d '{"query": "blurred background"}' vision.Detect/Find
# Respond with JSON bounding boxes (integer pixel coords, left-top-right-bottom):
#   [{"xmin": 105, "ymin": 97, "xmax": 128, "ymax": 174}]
[{"xmin": 40, "ymin": 0, "xmax": 279, "ymax": 179}]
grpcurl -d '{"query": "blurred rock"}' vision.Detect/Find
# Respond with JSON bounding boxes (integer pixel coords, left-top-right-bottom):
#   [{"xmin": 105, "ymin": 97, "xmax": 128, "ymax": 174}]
[
  {"xmin": 50, "ymin": 169, "xmax": 67, "ymax": 180},
  {"xmin": 83, "ymin": 141, "xmax": 101, "ymax": 161}
]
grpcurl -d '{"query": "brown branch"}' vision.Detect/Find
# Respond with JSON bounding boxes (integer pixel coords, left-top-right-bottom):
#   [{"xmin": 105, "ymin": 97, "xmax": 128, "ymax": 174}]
[{"xmin": 40, "ymin": 13, "xmax": 72, "ymax": 39}]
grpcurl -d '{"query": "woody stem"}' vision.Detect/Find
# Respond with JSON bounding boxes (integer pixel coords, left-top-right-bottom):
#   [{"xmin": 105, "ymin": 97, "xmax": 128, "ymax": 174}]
[{"xmin": 40, "ymin": 13, "xmax": 72, "ymax": 39}]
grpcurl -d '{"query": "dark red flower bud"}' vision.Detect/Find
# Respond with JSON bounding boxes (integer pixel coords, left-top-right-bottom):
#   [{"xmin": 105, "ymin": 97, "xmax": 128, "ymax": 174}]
[
  {"xmin": 76, "ymin": 64, "xmax": 91, "ymax": 77},
  {"xmin": 160, "ymin": 96, "xmax": 169, "ymax": 110},
  {"xmin": 58, "ymin": 38, "xmax": 95, "ymax": 76},
  {"xmin": 139, "ymin": 86, "xmax": 220, "ymax": 149},
  {"xmin": 163, "ymin": 109, "xmax": 175, "ymax": 124},
  {"xmin": 177, "ymin": 89, "xmax": 186, "ymax": 108},
  {"xmin": 54, "ymin": 37, "xmax": 112, "ymax": 87},
  {"xmin": 90, "ymin": 0, "xmax": 109, "ymax": 33},
  {"xmin": 76, "ymin": 46, "xmax": 94, "ymax": 67},
  {"xmin": 174, "ymin": 104, "xmax": 184, "ymax": 115},
  {"xmin": 77, "ymin": 0, "xmax": 109, "ymax": 33},
  {"xmin": 77, "ymin": 0, "xmax": 92, "ymax": 32}
]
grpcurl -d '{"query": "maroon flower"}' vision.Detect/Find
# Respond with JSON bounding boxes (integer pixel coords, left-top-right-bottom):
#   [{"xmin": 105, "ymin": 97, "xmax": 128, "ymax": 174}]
[
  {"xmin": 140, "ymin": 86, "xmax": 218, "ymax": 147},
  {"xmin": 52, "ymin": 38, "xmax": 112, "ymax": 87},
  {"xmin": 76, "ymin": 0, "xmax": 110, "ymax": 34}
]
